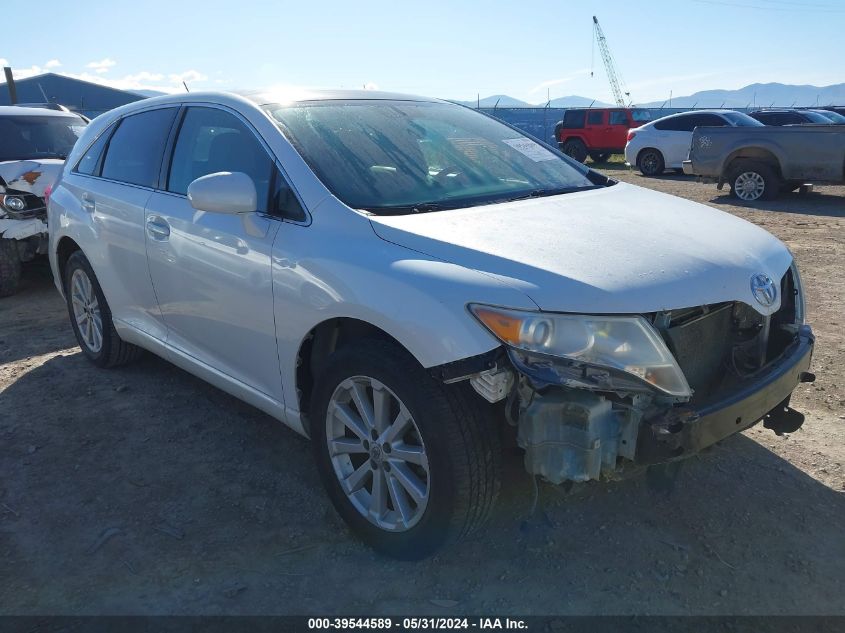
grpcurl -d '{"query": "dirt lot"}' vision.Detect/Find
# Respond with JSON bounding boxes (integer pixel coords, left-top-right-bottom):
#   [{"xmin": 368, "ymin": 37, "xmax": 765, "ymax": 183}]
[{"xmin": 1, "ymin": 171, "xmax": 843, "ymax": 616}]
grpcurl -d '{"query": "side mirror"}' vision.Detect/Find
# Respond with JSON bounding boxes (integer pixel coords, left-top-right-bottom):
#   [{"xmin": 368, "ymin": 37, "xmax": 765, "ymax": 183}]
[{"xmin": 187, "ymin": 171, "xmax": 257, "ymax": 214}]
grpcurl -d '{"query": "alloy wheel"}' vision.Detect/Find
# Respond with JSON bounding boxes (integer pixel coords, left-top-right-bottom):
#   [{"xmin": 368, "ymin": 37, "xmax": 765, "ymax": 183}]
[
  {"xmin": 70, "ymin": 268, "xmax": 103, "ymax": 353},
  {"xmin": 326, "ymin": 376, "xmax": 430, "ymax": 532},
  {"xmin": 734, "ymin": 171, "xmax": 766, "ymax": 201}
]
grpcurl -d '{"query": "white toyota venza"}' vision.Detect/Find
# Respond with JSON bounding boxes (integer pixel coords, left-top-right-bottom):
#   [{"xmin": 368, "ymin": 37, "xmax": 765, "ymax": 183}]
[{"xmin": 48, "ymin": 91, "xmax": 814, "ymax": 558}]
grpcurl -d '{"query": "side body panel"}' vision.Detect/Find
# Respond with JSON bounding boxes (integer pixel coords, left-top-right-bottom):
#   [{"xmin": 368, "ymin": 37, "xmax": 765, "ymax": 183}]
[
  {"xmin": 144, "ymin": 191, "xmax": 284, "ymax": 402},
  {"xmin": 50, "ymin": 172, "xmax": 167, "ymax": 341}
]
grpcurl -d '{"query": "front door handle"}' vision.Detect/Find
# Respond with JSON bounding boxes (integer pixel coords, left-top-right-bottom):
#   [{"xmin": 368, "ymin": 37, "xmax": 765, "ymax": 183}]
[
  {"xmin": 146, "ymin": 216, "xmax": 171, "ymax": 241},
  {"xmin": 81, "ymin": 193, "xmax": 95, "ymax": 214}
]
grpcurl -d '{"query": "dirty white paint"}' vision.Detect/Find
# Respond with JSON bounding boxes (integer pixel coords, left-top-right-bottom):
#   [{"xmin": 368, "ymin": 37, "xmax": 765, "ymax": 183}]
[
  {"xmin": 0, "ymin": 159, "xmax": 63, "ymax": 198},
  {"xmin": 369, "ymin": 181, "xmax": 793, "ymax": 317},
  {"xmin": 0, "ymin": 218, "xmax": 47, "ymax": 240}
]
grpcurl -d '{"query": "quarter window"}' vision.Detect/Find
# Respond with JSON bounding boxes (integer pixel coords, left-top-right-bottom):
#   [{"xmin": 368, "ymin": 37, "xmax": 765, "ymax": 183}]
[
  {"xmin": 561, "ymin": 110, "xmax": 586, "ymax": 129},
  {"xmin": 167, "ymin": 107, "xmax": 273, "ymax": 212},
  {"xmin": 100, "ymin": 108, "xmax": 177, "ymax": 187},
  {"xmin": 609, "ymin": 111, "xmax": 628, "ymax": 125},
  {"xmin": 74, "ymin": 124, "xmax": 114, "ymax": 176}
]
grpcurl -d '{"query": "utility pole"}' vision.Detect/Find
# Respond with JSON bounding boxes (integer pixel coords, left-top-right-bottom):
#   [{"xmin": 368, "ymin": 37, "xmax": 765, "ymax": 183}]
[{"xmin": 3, "ymin": 67, "xmax": 17, "ymax": 104}]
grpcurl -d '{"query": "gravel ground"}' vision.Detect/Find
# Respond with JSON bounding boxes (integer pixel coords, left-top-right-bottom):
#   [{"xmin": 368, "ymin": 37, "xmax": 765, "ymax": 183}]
[{"xmin": 1, "ymin": 170, "xmax": 843, "ymax": 615}]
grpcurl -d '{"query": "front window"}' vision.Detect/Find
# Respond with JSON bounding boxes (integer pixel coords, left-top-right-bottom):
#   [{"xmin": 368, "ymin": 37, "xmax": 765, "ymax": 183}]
[
  {"xmin": 0, "ymin": 115, "xmax": 87, "ymax": 161},
  {"xmin": 266, "ymin": 100, "xmax": 597, "ymax": 214}
]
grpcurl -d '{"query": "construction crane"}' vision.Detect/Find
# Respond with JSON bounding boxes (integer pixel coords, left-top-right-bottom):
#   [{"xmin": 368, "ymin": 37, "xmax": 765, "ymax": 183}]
[{"xmin": 591, "ymin": 16, "xmax": 630, "ymax": 107}]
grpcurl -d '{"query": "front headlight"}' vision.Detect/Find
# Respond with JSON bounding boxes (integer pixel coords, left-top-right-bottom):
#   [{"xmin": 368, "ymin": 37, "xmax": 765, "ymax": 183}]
[
  {"xmin": 469, "ymin": 304, "xmax": 691, "ymax": 397},
  {"xmin": 2, "ymin": 195, "xmax": 26, "ymax": 212}
]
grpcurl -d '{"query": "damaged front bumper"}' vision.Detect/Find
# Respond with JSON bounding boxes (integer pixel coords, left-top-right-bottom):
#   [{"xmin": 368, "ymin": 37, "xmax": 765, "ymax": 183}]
[
  {"xmin": 504, "ymin": 324, "xmax": 814, "ymax": 484},
  {"xmin": 637, "ymin": 324, "xmax": 814, "ymax": 464}
]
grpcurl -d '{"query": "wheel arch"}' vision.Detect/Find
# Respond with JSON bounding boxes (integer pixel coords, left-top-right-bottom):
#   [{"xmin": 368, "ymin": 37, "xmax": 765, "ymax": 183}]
[
  {"xmin": 636, "ymin": 146, "xmax": 664, "ymax": 164},
  {"xmin": 295, "ymin": 317, "xmax": 419, "ymax": 420},
  {"xmin": 723, "ymin": 147, "xmax": 783, "ymax": 179},
  {"xmin": 56, "ymin": 236, "xmax": 83, "ymax": 288}
]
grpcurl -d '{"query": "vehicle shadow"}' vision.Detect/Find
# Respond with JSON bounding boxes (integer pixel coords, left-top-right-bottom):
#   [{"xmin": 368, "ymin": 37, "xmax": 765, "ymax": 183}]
[
  {"xmin": 708, "ymin": 190, "xmax": 845, "ymax": 217},
  {"xmin": 0, "ymin": 259, "xmax": 77, "ymax": 365},
  {"xmin": 1, "ymin": 348, "xmax": 843, "ymax": 615}
]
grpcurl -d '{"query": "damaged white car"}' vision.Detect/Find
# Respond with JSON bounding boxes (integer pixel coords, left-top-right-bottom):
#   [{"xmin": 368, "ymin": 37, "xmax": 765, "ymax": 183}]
[
  {"xmin": 48, "ymin": 91, "xmax": 814, "ymax": 558},
  {"xmin": 0, "ymin": 106, "xmax": 87, "ymax": 296}
]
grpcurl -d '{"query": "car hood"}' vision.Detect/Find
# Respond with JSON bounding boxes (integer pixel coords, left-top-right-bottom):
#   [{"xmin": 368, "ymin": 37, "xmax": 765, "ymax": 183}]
[
  {"xmin": 0, "ymin": 159, "xmax": 64, "ymax": 198},
  {"xmin": 368, "ymin": 182, "xmax": 792, "ymax": 316}
]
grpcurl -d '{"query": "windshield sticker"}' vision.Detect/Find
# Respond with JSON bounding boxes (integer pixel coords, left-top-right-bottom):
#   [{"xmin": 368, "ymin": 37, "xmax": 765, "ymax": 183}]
[{"xmin": 502, "ymin": 138, "xmax": 557, "ymax": 162}]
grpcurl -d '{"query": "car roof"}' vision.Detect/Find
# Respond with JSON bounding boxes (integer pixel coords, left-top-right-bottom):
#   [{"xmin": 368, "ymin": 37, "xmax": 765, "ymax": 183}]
[
  {"xmin": 749, "ymin": 109, "xmax": 804, "ymax": 114},
  {"xmin": 0, "ymin": 105, "xmax": 84, "ymax": 118},
  {"xmin": 119, "ymin": 89, "xmax": 444, "ymax": 112}
]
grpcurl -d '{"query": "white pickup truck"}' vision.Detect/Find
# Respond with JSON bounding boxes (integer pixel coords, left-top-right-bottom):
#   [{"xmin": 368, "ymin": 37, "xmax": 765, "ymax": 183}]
[{"xmin": 0, "ymin": 106, "xmax": 87, "ymax": 296}]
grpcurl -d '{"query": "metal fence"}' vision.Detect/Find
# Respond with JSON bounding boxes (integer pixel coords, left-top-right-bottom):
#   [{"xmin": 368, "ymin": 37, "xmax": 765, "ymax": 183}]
[{"xmin": 473, "ymin": 106, "xmax": 764, "ymax": 145}]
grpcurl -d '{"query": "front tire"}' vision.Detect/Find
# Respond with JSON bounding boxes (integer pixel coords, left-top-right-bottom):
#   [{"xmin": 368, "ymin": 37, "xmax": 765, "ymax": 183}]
[
  {"xmin": 637, "ymin": 148, "xmax": 665, "ymax": 176},
  {"xmin": 728, "ymin": 160, "xmax": 781, "ymax": 202},
  {"xmin": 310, "ymin": 340, "xmax": 501, "ymax": 559},
  {"xmin": 0, "ymin": 238, "xmax": 22, "ymax": 298},
  {"xmin": 64, "ymin": 251, "xmax": 142, "ymax": 367}
]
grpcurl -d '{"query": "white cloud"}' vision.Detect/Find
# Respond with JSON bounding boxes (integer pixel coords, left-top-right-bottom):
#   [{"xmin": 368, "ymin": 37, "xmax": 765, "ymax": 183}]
[
  {"xmin": 11, "ymin": 65, "xmax": 44, "ymax": 80},
  {"xmin": 0, "ymin": 58, "xmax": 8, "ymax": 67},
  {"xmin": 168, "ymin": 70, "xmax": 207, "ymax": 85},
  {"xmin": 54, "ymin": 68, "xmax": 210, "ymax": 94},
  {"xmin": 45, "ymin": 59, "xmax": 61, "ymax": 69},
  {"xmin": 364, "ymin": 82, "xmax": 379, "ymax": 91},
  {"xmin": 86, "ymin": 58, "xmax": 116, "ymax": 73}
]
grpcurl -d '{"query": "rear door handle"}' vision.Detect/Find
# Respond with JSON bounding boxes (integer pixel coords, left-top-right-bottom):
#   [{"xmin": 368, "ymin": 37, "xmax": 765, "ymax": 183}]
[
  {"xmin": 146, "ymin": 216, "xmax": 171, "ymax": 241},
  {"xmin": 81, "ymin": 193, "xmax": 95, "ymax": 213}
]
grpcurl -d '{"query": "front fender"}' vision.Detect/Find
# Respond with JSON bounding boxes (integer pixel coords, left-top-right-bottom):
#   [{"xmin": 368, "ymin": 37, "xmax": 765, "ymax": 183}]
[{"xmin": 271, "ymin": 200, "xmax": 537, "ymax": 415}]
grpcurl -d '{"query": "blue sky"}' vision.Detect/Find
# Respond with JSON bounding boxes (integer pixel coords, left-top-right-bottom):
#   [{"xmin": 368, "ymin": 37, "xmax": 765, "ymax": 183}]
[{"xmin": 3, "ymin": 0, "xmax": 843, "ymax": 104}]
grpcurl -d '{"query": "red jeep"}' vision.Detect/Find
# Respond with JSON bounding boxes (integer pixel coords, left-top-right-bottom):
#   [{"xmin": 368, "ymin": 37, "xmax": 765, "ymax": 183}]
[{"xmin": 555, "ymin": 108, "xmax": 652, "ymax": 163}]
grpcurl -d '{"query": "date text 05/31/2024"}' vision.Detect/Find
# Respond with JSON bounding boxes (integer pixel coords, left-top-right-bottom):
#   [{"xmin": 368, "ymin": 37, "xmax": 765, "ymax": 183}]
[{"xmin": 307, "ymin": 618, "xmax": 529, "ymax": 630}]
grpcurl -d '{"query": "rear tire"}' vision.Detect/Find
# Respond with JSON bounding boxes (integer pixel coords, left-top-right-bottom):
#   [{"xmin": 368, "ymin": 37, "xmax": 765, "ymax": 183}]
[
  {"xmin": 310, "ymin": 339, "xmax": 501, "ymax": 559},
  {"xmin": 0, "ymin": 238, "xmax": 22, "ymax": 298},
  {"xmin": 728, "ymin": 160, "xmax": 781, "ymax": 202},
  {"xmin": 64, "ymin": 250, "xmax": 143, "ymax": 367},
  {"xmin": 637, "ymin": 148, "xmax": 665, "ymax": 177},
  {"xmin": 561, "ymin": 139, "xmax": 588, "ymax": 163}
]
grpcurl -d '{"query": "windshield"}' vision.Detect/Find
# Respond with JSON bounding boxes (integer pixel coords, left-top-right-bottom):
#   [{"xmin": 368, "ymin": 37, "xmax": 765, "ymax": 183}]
[
  {"xmin": 0, "ymin": 115, "xmax": 86, "ymax": 162},
  {"xmin": 800, "ymin": 110, "xmax": 834, "ymax": 124},
  {"xmin": 722, "ymin": 112, "xmax": 765, "ymax": 127},
  {"xmin": 266, "ymin": 100, "xmax": 597, "ymax": 213}
]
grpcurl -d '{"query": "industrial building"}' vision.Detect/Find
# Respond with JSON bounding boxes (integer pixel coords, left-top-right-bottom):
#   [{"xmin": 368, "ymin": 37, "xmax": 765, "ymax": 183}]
[{"xmin": 0, "ymin": 72, "xmax": 148, "ymax": 119}]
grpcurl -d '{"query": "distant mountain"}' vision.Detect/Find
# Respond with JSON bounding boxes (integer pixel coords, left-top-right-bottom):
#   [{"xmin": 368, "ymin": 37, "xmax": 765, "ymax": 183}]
[
  {"xmin": 547, "ymin": 95, "xmax": 613, "ymax": 108},
  {"xmin": 638, "ymin": 82, "xmax": 845, "ymax": 109},
  {"xmin": 455, "ymin": 94, "xmax": 531, "ymax": 108},
  {"xmin": 455, "ymin": 83, "xmax": 845, "ymax": 110}
]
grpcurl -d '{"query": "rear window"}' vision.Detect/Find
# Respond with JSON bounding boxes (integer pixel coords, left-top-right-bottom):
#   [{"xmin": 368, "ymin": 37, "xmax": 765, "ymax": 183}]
[
  {"xmin": 631, "ymin": 109, "xmax": 653, "ymax": 122},
  {"xmin": 0, "ymin": 115, "xmax": 86, "ymax": 162},
  {"xmin": 587, "ymin": 111, "xmax": 604, "ymax": 125},
  {"xmin": 561, "ymin": 110, "xmax": 586, "ymax": 129},
  {"xmin": 101, "ymin": 108, "xmax": 177, "ymax": 188},
  {"xmin": 654, "ymin": 114, "xmax": 695, "ymax": 132},
  {"xmin": 609, "ymin": 111, "xmax": 628, "ymax": 125},
  {"xmin": 721, "ymin": 112, "xmax": 764, "ymax": 127}
]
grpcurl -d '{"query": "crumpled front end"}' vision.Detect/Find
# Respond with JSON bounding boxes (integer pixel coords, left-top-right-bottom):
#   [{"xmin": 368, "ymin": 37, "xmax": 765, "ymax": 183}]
[
  {"xmin": 0, "ymin": 159, "xmax": 56, "ymax": 245},
  {"xmin": 459, "ymin": 264, "xmax": 815, "ymax": 484}
]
